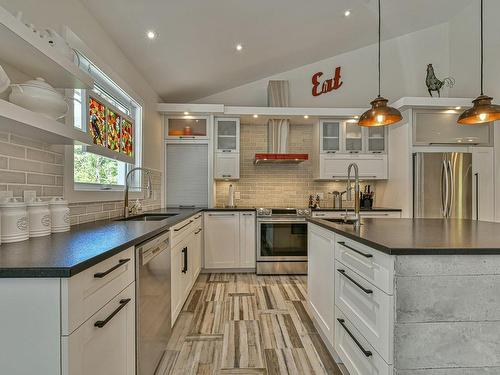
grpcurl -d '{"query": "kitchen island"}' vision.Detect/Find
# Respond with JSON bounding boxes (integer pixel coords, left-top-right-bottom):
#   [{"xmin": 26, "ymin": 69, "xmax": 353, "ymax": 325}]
[{"xmin": 307, "ymin": 217, "xmax": 500, "ymax": 375}]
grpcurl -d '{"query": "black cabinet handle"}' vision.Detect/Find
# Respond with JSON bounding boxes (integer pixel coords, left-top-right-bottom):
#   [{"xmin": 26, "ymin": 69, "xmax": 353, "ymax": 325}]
[
  {"xmin": 194, "ymin": 215, "xmax": 202, "ymax": 219},
  {"xmin": 182, "ymin": 247, "xmax": 188, "ymax": 273},
  {"xmin": 174, "ymin": 220, "xmax": 193, "ymax": 232},
  {"xmin": 337, "ymin": 318, "xmax": 372, "ymax": 357},
  {"xmin": 337, "ymin": 269, "xmax": 373, "ymax": 294},
  {"xmin": 195, "ymin": 228, "xmax": 202, "ymax": 234},
  {"xmin": 338, "ymin": 241, "xmax": 373, "ymax": 258},
  {"xmin": 94, "ymin": 298, "xmax": 131, "ymax": 328},
  {"xmin": 94, "ymin": 258, "xmax": 131, "ymax": 278}
]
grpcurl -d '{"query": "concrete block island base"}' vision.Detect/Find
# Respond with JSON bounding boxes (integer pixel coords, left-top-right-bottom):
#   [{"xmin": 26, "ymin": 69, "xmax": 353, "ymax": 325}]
[{"xmin": 307, "ymin": 218, "xmax": 500, "ymax": 375}]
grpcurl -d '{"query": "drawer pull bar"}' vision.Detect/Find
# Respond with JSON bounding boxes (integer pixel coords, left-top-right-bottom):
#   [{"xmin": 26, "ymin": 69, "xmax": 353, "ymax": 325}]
[
  {"xmin": 174, "ymin": 220, "xmax": 193, "ymax": 232},
  {"xmin": 337, "ymin": 318, "xmax": 372, "ymax": 357},
  {"xmin": 195, "ymin": 228, "xmax": 202, "ymax": 234},
  {"xmin": 94, "ymin": 298, "xmax": 131, "ymax": 328},
  {"xmin": 337, "ymin": 269, "xmax": 373, "ymax": 294},
  {"xmin": 194, "ymin": 215, "xmax": 202, "ymax": 219},
  {"xmin": 94, "ymin": 258, "xmax": 131, "ymax": 278},
  {"xmin": 338, "ymin": 241, "xmax": 373, "ymax": 258},
  {"xmin": 182, "ymin": 247, "xmax": 188, "ymax": 273}
]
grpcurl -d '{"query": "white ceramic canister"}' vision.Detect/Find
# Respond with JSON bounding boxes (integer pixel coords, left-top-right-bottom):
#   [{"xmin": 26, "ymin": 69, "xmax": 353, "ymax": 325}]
[
  {"xmin": 0, "ymin": 198, "xmax": 29, "ymax": 243},
  {"xmin": 49, "ymin": 197, "xmax": 70, "ymax": 233},
  {"xmin": 27, "ymin": 199, "xmax": 51, "ymax": 237}
]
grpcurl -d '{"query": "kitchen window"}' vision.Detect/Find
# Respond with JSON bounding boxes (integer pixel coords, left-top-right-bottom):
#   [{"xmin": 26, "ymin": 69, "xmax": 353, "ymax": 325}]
[{"xmin": 72, "ymin": 54, "xmax": 142, "ymax": 191}]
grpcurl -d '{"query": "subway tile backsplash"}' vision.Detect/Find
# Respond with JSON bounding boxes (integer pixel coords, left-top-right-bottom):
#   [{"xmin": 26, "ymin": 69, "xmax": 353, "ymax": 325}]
[
  {"xmin": 215, "ymin": 123, "xmax": 374, "ymax": 208},
  {"xmin": 0, "ymin": 131, "xmax": 161, "ymax": 226}
]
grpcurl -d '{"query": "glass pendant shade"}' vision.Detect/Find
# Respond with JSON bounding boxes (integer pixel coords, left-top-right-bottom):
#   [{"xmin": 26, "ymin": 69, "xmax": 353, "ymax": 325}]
[
  {"xmin": 358, "ymin": 96, "xmax": 402, "ymax": 127},
  {"xmin": 458, "ymin": 95, "xmax": 500, "ymax": 125}
]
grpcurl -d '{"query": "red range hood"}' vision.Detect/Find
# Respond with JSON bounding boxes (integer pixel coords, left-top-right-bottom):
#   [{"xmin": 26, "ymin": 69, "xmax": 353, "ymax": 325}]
[{"xmin": 254, "ymin": 153, "xmax": 309, "ymax": 164}]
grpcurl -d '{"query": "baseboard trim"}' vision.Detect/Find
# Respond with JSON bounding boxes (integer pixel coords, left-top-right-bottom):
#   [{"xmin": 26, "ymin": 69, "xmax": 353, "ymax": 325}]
[{"xmin": 201, "ymin": 268, "xmax": 256, "ymax": 274}]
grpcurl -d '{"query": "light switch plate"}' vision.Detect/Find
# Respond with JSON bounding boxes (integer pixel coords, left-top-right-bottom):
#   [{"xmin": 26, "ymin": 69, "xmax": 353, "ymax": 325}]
[
  {"xmin": 316, "ymin": 192, "xmax": 324, "ymax": 199},
  {"xmin": 23, "ymin": 190, "xmax": 37, "ymax": 203},
  {"xmin": 234, "ymin": 191, "xmax": 241, "ymax": 200}
]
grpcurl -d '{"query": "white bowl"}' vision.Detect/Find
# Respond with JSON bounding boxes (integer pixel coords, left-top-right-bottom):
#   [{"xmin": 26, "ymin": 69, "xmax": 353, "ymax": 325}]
[{"xmin": 9, "ymin": 77, "xmax": 68, "ymax": 120}]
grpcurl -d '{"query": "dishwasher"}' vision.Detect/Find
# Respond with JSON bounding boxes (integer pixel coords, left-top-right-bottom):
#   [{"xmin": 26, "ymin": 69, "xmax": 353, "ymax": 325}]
[{"xmin": 136, "ymin": 230, "xmax": 171, "ymax": 375}]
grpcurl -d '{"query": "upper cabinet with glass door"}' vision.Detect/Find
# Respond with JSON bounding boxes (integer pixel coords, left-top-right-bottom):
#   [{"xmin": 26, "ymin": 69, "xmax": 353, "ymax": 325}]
[
  {"xmin": 320, "ymin": 120, "xmax": 340, "ymax": 153},
  {"xmin": 344, "ymin": 121, "xmax": 363, "ymax": 153},
  {"xmin": 366, "ymin": 127, "xmax": 387, "ymax": 153},
  {"xmin": 165, "ymin": 116, "xmax": 209, "ymax": 140},
  {"xmin": 215, "ymin": 118, "xmax": 240, "ymax": 153}
]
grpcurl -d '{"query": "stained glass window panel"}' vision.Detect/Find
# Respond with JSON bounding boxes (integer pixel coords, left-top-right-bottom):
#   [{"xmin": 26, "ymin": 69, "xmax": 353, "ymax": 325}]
[
  {"xmin": 88, "ymin": 97, "xmax": 106, "ymax": 146},
  {"xmin": 121, "ymin": 118, "xmax": 133, "ymax": 156},
  {"xmin": 106, "ymin": 109, "xmax": 121, "ymax": 151}
]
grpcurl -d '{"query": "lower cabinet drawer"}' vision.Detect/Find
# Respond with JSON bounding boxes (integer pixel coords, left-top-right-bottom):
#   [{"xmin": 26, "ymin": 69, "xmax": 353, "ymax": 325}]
[
  {"xmin": 335, "ymin": 236, "xmax": 394, "ymax": 295},
  {"xmin": 62, "ymin": 247, "xmax": 135, "ymax": 334},
  {"xmin": 335, "ymin": 308, "xmax": 392, "ymax": 375},
  {"xmin": 335, "ymin": 260, "xmax": 393, "ymax": 363},
  {"xmin": 61, "ymin": 283, "xmax": 135, "ymax": 375}
]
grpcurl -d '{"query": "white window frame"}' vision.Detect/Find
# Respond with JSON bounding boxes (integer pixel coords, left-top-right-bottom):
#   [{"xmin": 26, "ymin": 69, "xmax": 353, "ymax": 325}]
[{"xmin": 63, "ymin": 27, "xmax": 144, "ymax": 203}]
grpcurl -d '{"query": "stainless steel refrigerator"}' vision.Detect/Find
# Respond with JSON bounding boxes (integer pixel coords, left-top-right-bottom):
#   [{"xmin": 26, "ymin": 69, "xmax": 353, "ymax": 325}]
[{"xmin": 413, "ymin": 152, "xmax": 473, "ymax": 219}]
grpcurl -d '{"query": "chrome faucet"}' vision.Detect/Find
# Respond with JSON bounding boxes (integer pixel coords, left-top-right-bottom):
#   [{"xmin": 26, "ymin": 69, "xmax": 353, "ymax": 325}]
[
  {"xmin": 124, "ymin": 167, "xmax": 153, "ymax": 218},
  {"xmin": 346, "ymin": 163, "xmax": 361, "ymax": 228}
]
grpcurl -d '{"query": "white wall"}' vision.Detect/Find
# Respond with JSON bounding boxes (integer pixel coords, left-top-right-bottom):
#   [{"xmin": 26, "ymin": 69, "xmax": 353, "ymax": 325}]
[
  {"xmin": 0, "ymin": 0, "xmax": 162, "ymax": 171},
  {"xmin": 196, "ymin": 23, "xmax": 451, "ymax": 108}
]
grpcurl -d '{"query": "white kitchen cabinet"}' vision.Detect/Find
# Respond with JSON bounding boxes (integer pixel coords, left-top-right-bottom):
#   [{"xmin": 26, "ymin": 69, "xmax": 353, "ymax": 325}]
[
  {"xmin": 307, "ymin": 223, "xmax": 335, "ymax": 347},
  {"xmin": 315, "ymin": 120, "xmax": 388, "ymax": 180},
  {"xmin": 239, "ymin": 212, "xmax": 256, "ymax": 268},
  {"xmin": 214, "ymin": 152, "xmax": 240, "ymax": 180},
  {"xmin": 318, "ymin": 153, "xmax": 388, "ymax": 180},
  {"xmin": 192, "ymin": 225, "xmax": 203, "ymax": 282},
  {"xmin": 472, "ymin": 147, "xmax": 495, "ymax": 221},
  {"xmin": 164, "ymin": 116, "xmax": 209, "ymax": 140},
  {"xmin": 171, "ymin": 239, "xmax": 189, "ymax": 323},
  {"xmin": 204, "ymin": 212, "xmax": 240, "ymax": 268},
  {"xmin": 320, "ymin": 120, "xmax": 341, "ymax": 153},
  {"xmin": 215, "ymin": 117, "xmax": 240, "ymax": 152},
  {"xmin": 61, "ymin": 283, "xmax": 136, "ymax": 375},
  {"xmin": 413, "ymin": 110, "xmax": 493, "ymax": 146}
]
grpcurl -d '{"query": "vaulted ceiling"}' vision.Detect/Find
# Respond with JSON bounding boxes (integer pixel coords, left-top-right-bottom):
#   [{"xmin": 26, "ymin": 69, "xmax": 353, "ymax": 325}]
[{"xmin": 80, "ymin": 0, "xmax": 472, "ymax": 102}]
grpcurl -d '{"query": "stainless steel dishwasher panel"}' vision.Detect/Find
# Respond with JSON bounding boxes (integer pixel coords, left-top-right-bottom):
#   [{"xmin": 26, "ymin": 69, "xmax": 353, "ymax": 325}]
[{"xmin": 136, "ymin": 231, "xmax": 171, "ymax": 375}]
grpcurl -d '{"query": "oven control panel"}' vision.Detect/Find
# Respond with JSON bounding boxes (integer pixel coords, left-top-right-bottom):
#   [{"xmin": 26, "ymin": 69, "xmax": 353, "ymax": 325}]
[{"xmin": 257, "ymin": 208, "xmax": 310, "ymax": 217}]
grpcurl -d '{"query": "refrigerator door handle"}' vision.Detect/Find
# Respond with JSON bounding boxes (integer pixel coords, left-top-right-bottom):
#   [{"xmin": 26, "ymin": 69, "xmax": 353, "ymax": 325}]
[
  {"xmin": 447, "ymin": 160, "xmax": 454, "ymax": 218},
  {"xmin": 441, "ymin": 160, "xmax": 449, "ymax": 217},
  {"xmin": 475, "ymin": 172, "xmax": 479, "ymax": 220}
]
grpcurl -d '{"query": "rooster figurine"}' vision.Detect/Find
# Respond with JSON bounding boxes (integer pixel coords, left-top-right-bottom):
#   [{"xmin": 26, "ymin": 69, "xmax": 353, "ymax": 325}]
[{"xmin": 426, "ymin": 64, "xmax": 455, "ymax": 97}]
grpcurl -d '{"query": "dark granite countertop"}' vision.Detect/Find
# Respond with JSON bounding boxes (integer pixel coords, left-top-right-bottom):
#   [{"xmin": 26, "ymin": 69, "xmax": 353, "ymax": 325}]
[
  {"xmin": 308, "ymin": 217, "xmax": 500, "ymax": 255},
  {"xmin": 312, "ymin": 207, "xmax": 402, "ymax": 212},
  {"xmin": 0, "ymin": 207, "xmax": 256, "ymax": 278}
]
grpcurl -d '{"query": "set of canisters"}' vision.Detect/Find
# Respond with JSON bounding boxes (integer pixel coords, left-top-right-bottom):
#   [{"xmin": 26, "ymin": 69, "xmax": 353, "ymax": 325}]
[{"xmin": 0, "ymin": 197, "xmax": 70, "ymax": 244}]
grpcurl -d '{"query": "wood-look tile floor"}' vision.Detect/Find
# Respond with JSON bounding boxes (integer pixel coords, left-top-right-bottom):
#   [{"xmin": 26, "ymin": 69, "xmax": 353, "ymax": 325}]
[{"xmin": 162, "ymin": 273, "xmax": 344, "ymax": 375}]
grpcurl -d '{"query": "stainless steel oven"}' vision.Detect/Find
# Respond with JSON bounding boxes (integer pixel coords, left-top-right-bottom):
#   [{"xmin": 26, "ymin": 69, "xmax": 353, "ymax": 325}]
[{"xmin": 256, "ymin": 208, "xmax": 309, "ymax": 275}]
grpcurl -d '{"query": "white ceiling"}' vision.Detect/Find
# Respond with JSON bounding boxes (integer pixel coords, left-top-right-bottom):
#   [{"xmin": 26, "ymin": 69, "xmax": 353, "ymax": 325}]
[{"xmin": 80, "ymin": 0, "xmax": 472, "ymax": 102}]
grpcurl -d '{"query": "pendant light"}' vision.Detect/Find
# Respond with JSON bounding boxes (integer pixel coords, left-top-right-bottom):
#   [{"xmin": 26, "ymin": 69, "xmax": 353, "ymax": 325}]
[
  {"xmin": 359, "ymin": 0, "xmax": 402, "ymax": 127},
  {"xmin": 458, "ymin": 0, "xmax": 500, "ymax": 125}
]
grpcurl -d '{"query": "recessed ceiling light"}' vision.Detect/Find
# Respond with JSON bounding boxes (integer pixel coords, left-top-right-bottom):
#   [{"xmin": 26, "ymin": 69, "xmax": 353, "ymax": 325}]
[
  {"xmin": 146, "ymin": 30, "xmax": 156, "ymax": 40},
  {"xmin": 455, "ymin": 106, "xmax": 462, "ymax": 110},
  {"xmin": 304, "ymin": 115, "xmax": 309, "ymax": 119},
  {"xmin": 184, "ymin": 111, "xmax": 189, "ymax": 115},
  {"xmin": 236, "ymin": 44, "xmax": 243, "ymax": 51},
  {"xmin": 253, "ymin": 114, "xmax": 259, "ymax": 118},
  {"xmin": 344, "ymin": 9, "xmax": 351, "ymax": 17},
  {"xmin": 354, "ymin": 115, "xmax": 359, "ymax": 119}
]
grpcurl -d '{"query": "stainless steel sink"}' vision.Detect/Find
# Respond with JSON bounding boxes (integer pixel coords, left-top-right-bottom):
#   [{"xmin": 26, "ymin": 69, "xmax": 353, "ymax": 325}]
[{"xmin": 116, "ymin": 213, "xmax": 179, "ymax": 222}]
